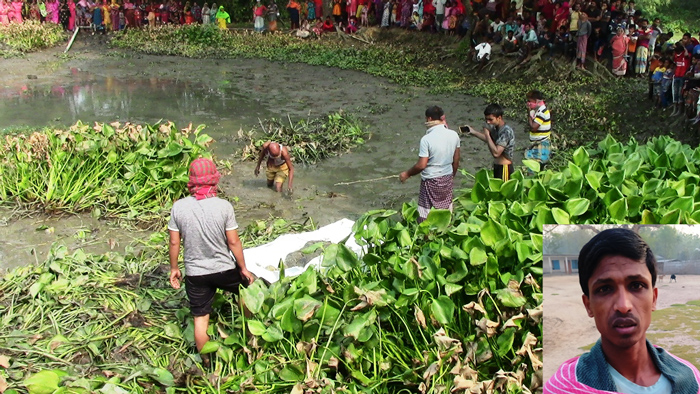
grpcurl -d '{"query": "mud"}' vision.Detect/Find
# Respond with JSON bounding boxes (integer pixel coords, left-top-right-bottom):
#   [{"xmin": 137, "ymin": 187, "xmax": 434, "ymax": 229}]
[{"xmin": 0, "ymin": 40, "xmax": 529, "ymax": 272}]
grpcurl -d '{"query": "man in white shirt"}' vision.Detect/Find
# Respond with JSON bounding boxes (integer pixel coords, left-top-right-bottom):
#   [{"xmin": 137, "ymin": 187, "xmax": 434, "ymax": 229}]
[
  {"xmin": 399, "ymin": 106, "xmax": 460, "ymax": 222},
  {"xmin": 473, "ymin": 37, "xmax": 492, "ymax": 70}
]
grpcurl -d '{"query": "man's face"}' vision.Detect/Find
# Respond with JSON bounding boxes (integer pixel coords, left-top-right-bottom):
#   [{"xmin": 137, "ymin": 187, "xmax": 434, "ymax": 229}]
[
  {"xmin": 641, "ymin": 20, "xmax": 648, "ymax": 29},
  {"xmin": 485, "ymin": 114, "xmax": 502, "ymax": 126},
  {"xmin": 582, "ymin": 255, "xmax": 657, "ymax": 352}
]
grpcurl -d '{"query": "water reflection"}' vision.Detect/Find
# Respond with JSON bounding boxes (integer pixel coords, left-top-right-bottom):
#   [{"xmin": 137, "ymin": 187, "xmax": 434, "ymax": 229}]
[{"xmin": 0, "ymin": 70, "xmax": 267, "ymax": 134}]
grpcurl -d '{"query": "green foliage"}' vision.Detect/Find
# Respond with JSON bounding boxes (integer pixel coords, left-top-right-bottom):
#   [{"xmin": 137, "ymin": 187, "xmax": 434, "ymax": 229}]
[
  {"xmin": 6, "ymin": 132, "xmax": 700, "ymax": 392},
  {"xmin": 239, "ymin": 111, "xmax": 369, "ymax": 164},
  {"xmin": 0, "ymin": 121, "xmax": 212, "ymax": 226},
  {"xmin": 516, "ymin": 135, "xmax": 700, "ymax": 224},
  {"xmin": 0, "ymin": 21, "xmax": 66, "ymax": 56},
  {"xmin": 636, "ymin": 0, "xmax": 700, "ymax": 35}
]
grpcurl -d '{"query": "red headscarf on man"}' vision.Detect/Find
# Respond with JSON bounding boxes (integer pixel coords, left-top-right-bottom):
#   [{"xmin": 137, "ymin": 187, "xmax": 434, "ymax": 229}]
[{"xmin": 187, "ymin": 157, "xmax": 220, "ymax": 200}]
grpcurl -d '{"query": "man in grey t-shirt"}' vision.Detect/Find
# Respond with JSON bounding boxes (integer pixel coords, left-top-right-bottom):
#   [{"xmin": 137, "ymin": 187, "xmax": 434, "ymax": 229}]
[
  {"xmin": 399, "ymin": 105, "xmax": 461, "ymax": 222},
  {"xmin": 168, "ymin": 157, "xmax": 255, "ymax": 354}
]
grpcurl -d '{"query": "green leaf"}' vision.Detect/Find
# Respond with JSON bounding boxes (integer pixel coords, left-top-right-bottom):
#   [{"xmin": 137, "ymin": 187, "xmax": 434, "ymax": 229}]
[
  {"xmin": 565, "ymin": 198, "xmax": 590, "ymax": 216},
  {"xmin": 344, "ymin": 310, "xmax": 377, "ymax": 339},
  {"xmin": 262, "ymin": 323, "xmax": 285, "ymax": 342},
  {"xmin": 430, "ymin": 295, "xmax": 455, "ymax": 325},
  {"xmin": 522, "ymin": 159, "xmax": 541, "ymax": 173},
  {"xmin": 496, "ymin": 288, "xmax": 527, "ymax": 308},
  {"xmin": 322, "ymin": 244, "xmax": 359, "ymax": 272},
  {"xmin": 148, "ymin": 367, "xmax": 175, "ymax": 387},
  {"xmin": 422, "ymin": 209, "xmax": 452, "ymax": 232},
  {"xmin": 469, "ymin": 247, "xmax": 488, "ymax": 266},
  {"xmin": 608, "ymin": 198, "xmax": 628, "ymax": 220},
  {"xmin": 157, "ymin": 142, "xmax": 184, "ymax": 158},
  {"xmin": 480, "ymin": 219, "xmax": 506, "ymax": 248},
  {"xmin": 585, "ymin": 171, "xmax": 604, "ymax": 191},
  {"xmin": 572, "ymin": 146, "xmax": 590, "ymax": 168},
  {"xmin": 660, "ymin": 209, "xmax": 681, "ymax": 224},
  {"xmin": 24, "ymin": 370, "xmax": 61, "ymax": 394},
  {"xmin": 293, "ymin": 295, "xmax": 323, "ymax": 322},
  {"xmin": 279, "ymin": 365, "xmax": 304, "ymax": 382},
  {"xmin": 444, "ymin": 283, "xmax": 463, "ymax": 296},
  {"xmin": 240, "ymin": 280, "xmax": 267, "ymax": 315},
  {"xmin": 496, "ymin": 328, "xmax": 516, "ymax": 357},
  {"xmin": 200, "ymin": 341, "xmax": 220, "ymax": 354},
  {"xmin": 247, "ymin": 321, "xmax": 267, "ymax": 336},
  {"xmin": 551, "ymin": 207, "xmax": 570, "ymax": 224}
]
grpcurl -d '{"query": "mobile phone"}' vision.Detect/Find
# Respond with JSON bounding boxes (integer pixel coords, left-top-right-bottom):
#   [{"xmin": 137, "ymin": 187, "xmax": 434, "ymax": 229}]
[{"xmin": 459, "ymin": 125, "xmax": 470, "ymax": 134}]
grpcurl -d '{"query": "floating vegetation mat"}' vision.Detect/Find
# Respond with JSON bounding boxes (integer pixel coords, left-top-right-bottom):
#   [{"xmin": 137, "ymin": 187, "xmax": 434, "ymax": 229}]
[
  {"xmin": 239, "ymin": 111, "xmax": 369, "ymax": 165},
  {"xmin": 0, "ymin": 20, "xmax": 66, "ymax": 56},
  {"xmin": 0, "ymin": 121, "xmax": 213, "ymax": 228}
]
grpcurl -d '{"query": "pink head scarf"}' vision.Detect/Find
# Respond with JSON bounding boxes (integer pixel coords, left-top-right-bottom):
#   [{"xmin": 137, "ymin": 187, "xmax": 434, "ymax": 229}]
[{"xmin": 187, "ymin": 157, "xmax": 220, "ymax": 200}]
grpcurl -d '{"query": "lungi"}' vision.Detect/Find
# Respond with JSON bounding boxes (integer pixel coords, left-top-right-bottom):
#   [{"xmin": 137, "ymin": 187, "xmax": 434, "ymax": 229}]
[{"xmin": 417, "ymin": 174, "xmax": 454, "ymax": 222}]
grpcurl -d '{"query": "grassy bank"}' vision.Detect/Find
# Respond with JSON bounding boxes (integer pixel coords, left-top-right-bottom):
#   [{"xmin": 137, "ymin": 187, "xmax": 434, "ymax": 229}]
[{"xmin": 0, "ymin": 21, "xmax": 66, "ymax": 57}]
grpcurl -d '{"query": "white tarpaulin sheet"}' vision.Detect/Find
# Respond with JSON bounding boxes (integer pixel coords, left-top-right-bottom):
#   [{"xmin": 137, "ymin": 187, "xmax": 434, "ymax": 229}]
[{"xmin": 243, "ymin": 218, "xmax": 362, "ymax": 283}]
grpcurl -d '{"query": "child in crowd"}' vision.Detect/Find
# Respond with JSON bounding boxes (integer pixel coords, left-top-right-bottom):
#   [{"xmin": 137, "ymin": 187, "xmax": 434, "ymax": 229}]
[
  {"xmin": 360, "ymin": 0, "xmax": 368, "ymax": 26},
  {"xmin": 503, "ymin": 30, "xmax": 518, "ymax": 53},
  {"xmin": 660, "ymin": 58, "xmax": 674, "ymax": 109},
  {"xmin": 651, "ymin": 58, "xmax": 667, "ymax": 107},
  {"xmin": 346, "ymin": 14, "xmax": 357, "ymax": 32},
  {"xmin": 410, "ymin": 10, "xmax": 418, "ymax": 29}
]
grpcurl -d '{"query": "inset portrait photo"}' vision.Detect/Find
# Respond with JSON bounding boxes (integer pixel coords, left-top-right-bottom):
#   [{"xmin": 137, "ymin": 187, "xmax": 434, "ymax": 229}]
[{"xmin": 543, "ymin": 225, "xmax": 700, "ymax": 393}]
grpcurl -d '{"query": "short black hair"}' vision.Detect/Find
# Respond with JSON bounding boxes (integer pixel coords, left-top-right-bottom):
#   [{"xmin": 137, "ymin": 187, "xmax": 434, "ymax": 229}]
[
  {"xmin": 425, "ymin": 105, "xmax": 444, "ymax": 120},
  {"xmin": 484, "ymin": 103, "xmax": 504, "ymax": 117},
  {"xmin": 526, "ymin": 90, "xmax": 545, "ymax": 101},
  {"xmin": 684, "ymin": 32, "xmax": 692, "ymax": 39},
  {"xmin": 578, "ymin": 228, "xmax": 657, "ymax": 297}
]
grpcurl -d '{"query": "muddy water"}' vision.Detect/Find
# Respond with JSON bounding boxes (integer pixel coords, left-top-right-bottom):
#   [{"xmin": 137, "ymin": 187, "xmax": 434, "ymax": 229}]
[{"xmin": 0, "ymin": 45, "xmax": 528, "ymax": 272}]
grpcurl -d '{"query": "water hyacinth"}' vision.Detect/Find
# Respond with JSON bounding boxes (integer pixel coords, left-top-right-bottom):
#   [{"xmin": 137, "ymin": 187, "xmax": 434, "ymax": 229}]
[
  {"xmin": 0, "ymin": 121, "xmax": 213, "ymax": 227},
  {"xmin": 239, "ymin": 111, "xmax": 369, "ymax": 165},
  {"xmin": 0, "ymin": 20, "xmax": 66, "ymax": 54}
]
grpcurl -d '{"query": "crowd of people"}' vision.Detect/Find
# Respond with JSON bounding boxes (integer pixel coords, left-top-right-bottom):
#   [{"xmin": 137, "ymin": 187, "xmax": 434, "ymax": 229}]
[
  {"xmin": 460, "ymin": 0, "xmax": 700, "ymax": 123},
  {"xmin": 0, "ymin": 0, "xmax": 237, "ymax": 33}
]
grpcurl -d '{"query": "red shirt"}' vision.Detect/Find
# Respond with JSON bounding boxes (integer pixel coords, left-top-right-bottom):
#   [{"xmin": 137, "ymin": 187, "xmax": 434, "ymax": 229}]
[{"xmin": 674, "ymin": 51, "xmax": 690, "ymax": 77}]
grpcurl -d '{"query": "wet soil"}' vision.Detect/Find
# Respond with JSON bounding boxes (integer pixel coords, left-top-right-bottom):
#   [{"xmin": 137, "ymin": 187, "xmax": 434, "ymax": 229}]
[{"xmin": 0, "ymin": 37, "xmax": 528, "ymax": 272}]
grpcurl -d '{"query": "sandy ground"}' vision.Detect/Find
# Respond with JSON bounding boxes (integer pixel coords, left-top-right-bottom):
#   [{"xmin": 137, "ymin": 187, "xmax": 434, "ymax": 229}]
[{"xmin": 543, "ymin": 274, "xmax": 700, "ymax": 382}]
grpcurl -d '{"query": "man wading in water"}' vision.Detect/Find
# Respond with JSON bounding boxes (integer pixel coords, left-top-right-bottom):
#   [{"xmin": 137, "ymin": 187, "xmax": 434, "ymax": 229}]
[
  {"xmin": 168, "ymin": 158, "xmax": 255, "ymax": 361},
  {"xmin": 254, "ymin": 141, "xmax": 295, "ymax": 193}
]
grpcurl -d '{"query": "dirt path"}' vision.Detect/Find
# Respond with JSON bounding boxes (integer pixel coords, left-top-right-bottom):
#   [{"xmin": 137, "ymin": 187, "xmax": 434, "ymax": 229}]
[
  {"xmin": 544, "ymin": 274, "xmax": 700, "ymax": 382},
  {"xmin": 0, "ymin": 40, "xmax": 531, "ymax": 272}
]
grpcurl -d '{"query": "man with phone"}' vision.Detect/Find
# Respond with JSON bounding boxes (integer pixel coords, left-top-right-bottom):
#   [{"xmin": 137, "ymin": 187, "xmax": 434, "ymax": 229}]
[{"xmin": 463, "ymin": 103, "xmax": 515, "ymax": 180}]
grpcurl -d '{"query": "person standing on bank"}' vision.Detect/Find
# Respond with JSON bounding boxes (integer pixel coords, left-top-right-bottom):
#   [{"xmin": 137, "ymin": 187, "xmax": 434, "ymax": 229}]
[
  {"xmin": 169, "ymin": 158, "xmax": 255, "ymax": 354},
  {"xmin": 399, "ymin": 105, "xmax": 461, "ymax": 223},
  {"xmin": 524, "ymin": 90, "xmax": 551, "ymax": 169},
  {"xmin": 255, "ymin": 141, "xmax": 295, "ymax": 193},
  {"xmin": 464, "ymin": 103, "xmax": 515, "ymax": 181}
]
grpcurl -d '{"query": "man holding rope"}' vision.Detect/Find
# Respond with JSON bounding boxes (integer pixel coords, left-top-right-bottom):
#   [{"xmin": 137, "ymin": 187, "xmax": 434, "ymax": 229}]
[
  {"xmin": 399, "ymin": 105, "xmax": 460, "ymax": 223},
  {"xmin": 169, "ymin": 158, "xmax": 255, "ymax": 359}
]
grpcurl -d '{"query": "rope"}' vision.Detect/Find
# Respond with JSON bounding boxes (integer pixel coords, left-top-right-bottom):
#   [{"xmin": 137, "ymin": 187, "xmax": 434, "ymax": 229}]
[{"xmin": 334, "ymin": 175, "xmax": 398, "ymax": 186}]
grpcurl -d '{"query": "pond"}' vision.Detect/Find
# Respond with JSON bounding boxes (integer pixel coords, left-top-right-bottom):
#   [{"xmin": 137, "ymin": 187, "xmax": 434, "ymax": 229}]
[{"xmin": 0, "ymin": 51, "xmax": 528, "ymax": 271}]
